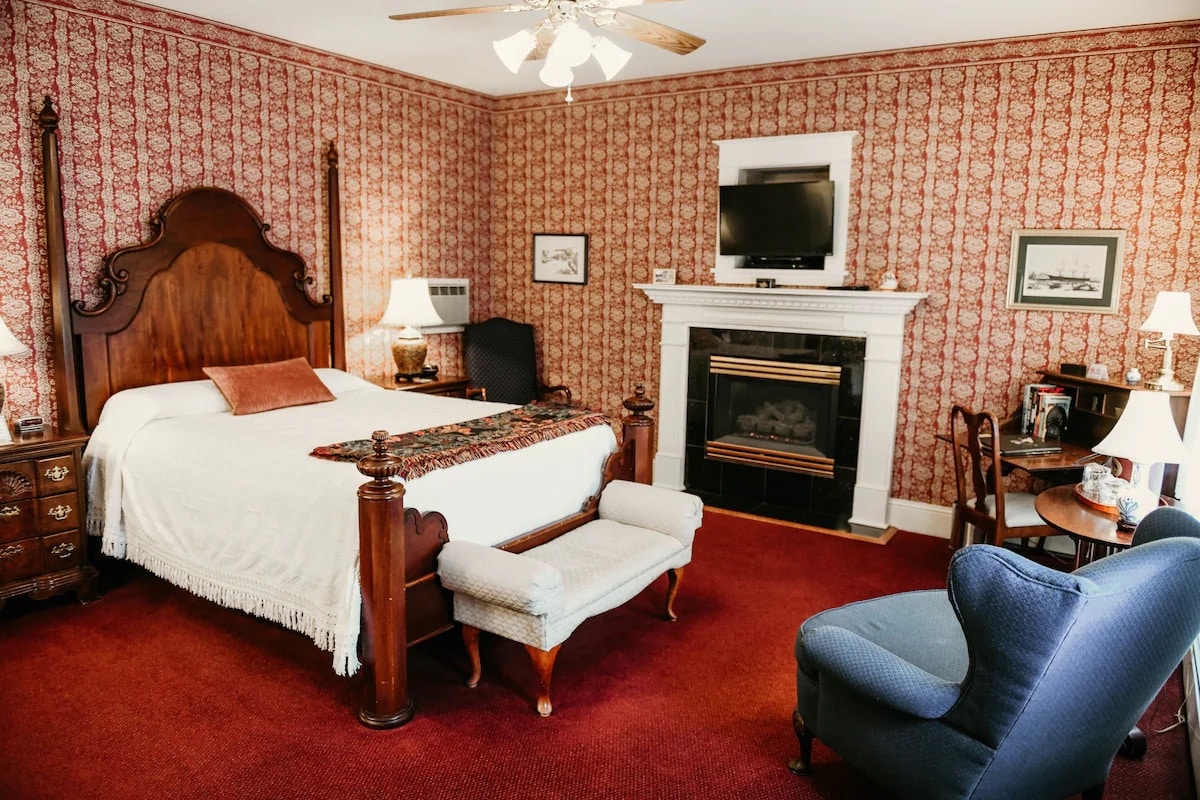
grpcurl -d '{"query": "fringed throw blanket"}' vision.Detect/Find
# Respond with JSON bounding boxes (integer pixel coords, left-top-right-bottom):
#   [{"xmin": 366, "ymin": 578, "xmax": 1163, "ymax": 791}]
[{"xmin": 310, "ymin": 404, "xmax": 612, "ymax": 480}]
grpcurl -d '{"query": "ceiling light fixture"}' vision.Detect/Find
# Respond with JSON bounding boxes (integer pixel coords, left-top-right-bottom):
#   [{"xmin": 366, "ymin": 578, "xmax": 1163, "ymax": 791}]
[{"xmin": 492, "ymin": 1, "xmax": 634, "ymax": 98}]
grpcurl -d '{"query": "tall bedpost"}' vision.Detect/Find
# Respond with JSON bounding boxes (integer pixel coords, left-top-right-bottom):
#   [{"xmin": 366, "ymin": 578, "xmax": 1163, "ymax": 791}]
[
  {"xmin": 38, "ymin": 97, "xmax": 85, "ymax": 434},
  {"xmin": 326, "ymin": 142, "xmax": 346, "ymax": 371},
  {"xmin": 355, "ymin": 430, "xmax": 413, "ymax": 728},
  {"xmin": 622, "ymin": 383, "xmax": 655, "ymax": 485}
]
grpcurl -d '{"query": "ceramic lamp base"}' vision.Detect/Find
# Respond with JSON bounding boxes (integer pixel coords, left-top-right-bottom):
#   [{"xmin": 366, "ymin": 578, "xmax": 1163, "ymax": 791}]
[
  {"xmin": 0, "ymin": 385, "xmax": 11, "ymax": 444},
  {"xmin": 391, "ymin": 335, "xmax": 428, "ymax": 379}
]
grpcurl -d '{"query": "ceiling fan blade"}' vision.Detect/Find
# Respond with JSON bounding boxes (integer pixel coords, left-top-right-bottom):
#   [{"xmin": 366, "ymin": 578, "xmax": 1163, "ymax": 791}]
[
  {"xmin": 601, "ymin": 10, "xmax": 704, "ymax": 55},
  {"xmin": 389, "ymin": 4, "xmax": 532, "ymax": 22}
]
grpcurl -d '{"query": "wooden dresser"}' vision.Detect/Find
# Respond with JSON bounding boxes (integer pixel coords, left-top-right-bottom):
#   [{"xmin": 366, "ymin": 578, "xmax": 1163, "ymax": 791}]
[{"xmin": 0, "ymin": 430, "xmax": 98, "ymax": 608}]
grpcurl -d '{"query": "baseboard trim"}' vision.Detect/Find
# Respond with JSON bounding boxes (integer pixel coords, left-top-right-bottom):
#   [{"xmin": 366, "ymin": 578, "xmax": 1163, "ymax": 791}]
[{"xmin": 885, "ymin": 498, "xmax": 1074, "ymax": 556}]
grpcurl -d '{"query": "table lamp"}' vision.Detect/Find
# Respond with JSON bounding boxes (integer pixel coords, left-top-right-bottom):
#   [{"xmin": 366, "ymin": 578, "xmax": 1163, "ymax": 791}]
[
  {"xmin": 1092, "ymin": 390, "xmax": 1189, "ymax": 527},
  {"xmin": 1140, "ymin": 291, "xmax": 1198, "ymax": 392},
  {"xmin": 0, "ymin": 314, "xmax": 31, "ymax": 444},
  {"xmin": 379, "ymin": 278, "xmax": 443, "ymax": 381}
]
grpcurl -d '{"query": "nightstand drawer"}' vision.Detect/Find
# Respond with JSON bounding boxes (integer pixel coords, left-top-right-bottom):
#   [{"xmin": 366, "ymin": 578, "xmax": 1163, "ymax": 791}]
[
  {"xmin": 0, "ymin": 462, "xmax": 36, "ymax": 502},
  {"xmin": 0, "ymin": 500, "xmax": 36, "ymax": 543},
  {"xmin": 37, "ymin": 493, "xmax": 80, "ymax": 534},
  {"xmin": 42, "ymin": 531, "xmax": 82, "ymax": 570},
  {"xmin": 35, "ymin": 454, "xmax": 78, "ymax": 495},
  {"xmin": 0, "ymin": 538, "xmax": 41, "ymax": 582}
]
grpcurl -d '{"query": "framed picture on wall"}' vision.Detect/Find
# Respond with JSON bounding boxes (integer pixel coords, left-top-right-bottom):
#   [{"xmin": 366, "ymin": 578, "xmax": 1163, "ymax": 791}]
[
  {"xmin": 1006, "ymin": 229, "xmax": 1125, "ymax": 314},
  {"xmin": 532, "ymin": 233, "xmax": 589, "ymax": 285}
]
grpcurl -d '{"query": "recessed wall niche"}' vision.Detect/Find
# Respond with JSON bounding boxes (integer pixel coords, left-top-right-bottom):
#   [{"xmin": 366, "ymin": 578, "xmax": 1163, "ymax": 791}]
[{"xmin": 713, "ymin": 131, "xmax": 857, "ymax": 287}]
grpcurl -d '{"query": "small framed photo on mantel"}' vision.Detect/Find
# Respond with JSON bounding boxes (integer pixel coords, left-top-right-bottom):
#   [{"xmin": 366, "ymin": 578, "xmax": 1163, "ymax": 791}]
[
  {"xmin": 1006, "ymin": 229, "xmax": 1125, "ymax": 314},
  {"xmin": 533, "ymin": 233, "xmax": 589, "ymax": 285}
]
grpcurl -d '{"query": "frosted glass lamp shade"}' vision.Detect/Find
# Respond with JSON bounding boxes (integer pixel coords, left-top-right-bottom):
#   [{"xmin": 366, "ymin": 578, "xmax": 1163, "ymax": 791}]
[
  {"xmin": 379, "ymin": 279, "xmax": 443, "ymax": 379},
  {"xmin": 1140, "ymin": 291, "xmax": 1199, "ymax": 336},
  {"xmin": 592, "ymin": 37, "xmax": 632, "ymax": 80},
  {"xmin": 493, "ymin": 29, "xmax": 538, "ymax": 74}
]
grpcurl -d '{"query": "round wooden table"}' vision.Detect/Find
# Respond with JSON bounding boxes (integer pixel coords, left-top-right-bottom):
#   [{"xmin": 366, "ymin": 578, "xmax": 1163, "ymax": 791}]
[{"xmin": 1034, "ymin": 484, "xmax": 1132, "ymax": 569}]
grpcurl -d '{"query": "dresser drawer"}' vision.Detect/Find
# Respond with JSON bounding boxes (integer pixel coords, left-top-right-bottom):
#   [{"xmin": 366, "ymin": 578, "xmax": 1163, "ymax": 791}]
[
  {"xmin": 37, "ymin": 493, "xmax": 80, "ymax": 534},
  {"xmin": 0, "ymin": 538, "xmax": 41, "ymax": 582},
  {"xmin": 41, "ymin": 530, "xmax": 83, "ymax": 570},
  {"xmin": 0, "ymin": 461, "xmax": 36, "ymax": 502},
  {"xmin": 0, "ymin": 500, "xmax": 36, "ymax": 544},
  {"xmin": 35, "ymin": 454, "xmax": 79, "ymax": 495}
]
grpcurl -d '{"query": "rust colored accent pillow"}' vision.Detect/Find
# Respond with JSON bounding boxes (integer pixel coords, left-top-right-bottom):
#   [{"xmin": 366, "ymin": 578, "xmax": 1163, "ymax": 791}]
[{"xmin": 203, "ymin": 358, "xmax": 335, "ymax": 416}]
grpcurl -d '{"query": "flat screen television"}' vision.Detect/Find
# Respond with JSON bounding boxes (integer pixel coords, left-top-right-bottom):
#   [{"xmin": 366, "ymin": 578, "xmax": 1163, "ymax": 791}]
[{"xmin": 719, "ymin": 180, "xmax": 835, "ymax": 264}]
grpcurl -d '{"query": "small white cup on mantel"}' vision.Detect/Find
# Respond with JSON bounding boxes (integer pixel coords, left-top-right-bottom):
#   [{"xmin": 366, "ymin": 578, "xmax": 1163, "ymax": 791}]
[{"xmin": 879, "ymin": 272, "xmax": 898, "ymax": 291}]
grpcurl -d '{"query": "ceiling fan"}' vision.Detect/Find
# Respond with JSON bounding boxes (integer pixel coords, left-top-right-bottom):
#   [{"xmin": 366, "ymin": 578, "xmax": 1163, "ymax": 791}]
[{"xmin": 389, "ymin": 1, "xmax": 705, "ymax": 95}]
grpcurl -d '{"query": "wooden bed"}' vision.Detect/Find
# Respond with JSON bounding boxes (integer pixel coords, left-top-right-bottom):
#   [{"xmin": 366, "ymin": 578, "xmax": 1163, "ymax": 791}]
[{"xmin": 36, "ymin": 97, "xmax": 654, "ymax": 729}]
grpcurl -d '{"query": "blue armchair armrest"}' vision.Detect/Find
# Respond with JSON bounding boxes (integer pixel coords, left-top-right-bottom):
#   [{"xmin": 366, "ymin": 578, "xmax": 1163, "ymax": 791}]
[{"xmin": 803, "ymin": 625, "xmax": 963, "ymax": 719}]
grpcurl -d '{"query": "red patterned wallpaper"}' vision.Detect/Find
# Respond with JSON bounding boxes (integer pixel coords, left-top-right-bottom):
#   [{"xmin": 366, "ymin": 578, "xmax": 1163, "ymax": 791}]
[
  {"xmin": 3, "ymin": 0, "xmax": 1198, "ymax": 511},
  {"xmin": 1, "ymin": 0, "xmax": 493, "ymax": 425},
  {"xmin": 492, "ymin": 23, "xmax": 1200, "ymax": 507}
]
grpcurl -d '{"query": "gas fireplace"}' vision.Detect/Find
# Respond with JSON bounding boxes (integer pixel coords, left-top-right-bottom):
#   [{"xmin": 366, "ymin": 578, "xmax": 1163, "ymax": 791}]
[{"xmin": 706, "ymin": 356, "xmax": 840, "ymax": 479}]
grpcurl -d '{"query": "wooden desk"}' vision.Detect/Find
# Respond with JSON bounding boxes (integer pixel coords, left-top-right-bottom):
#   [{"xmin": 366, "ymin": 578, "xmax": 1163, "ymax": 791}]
[
  {"xmin": 935, "ymin": 433, "xmax": 1094, "ymax": 477},
  {"xmin": 1034, "ymin": 484, "xmax": 1130, "ymax": 568}
]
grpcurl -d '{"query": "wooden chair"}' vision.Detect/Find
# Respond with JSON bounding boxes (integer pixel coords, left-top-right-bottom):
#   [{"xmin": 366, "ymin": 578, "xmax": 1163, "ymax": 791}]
[
  {"xmin": 463, "ymin": 317, "xmax": 570, "ymax": 405},
  {"xmin": 949, "ymin": 404, "xmax": 1056, "ymax": 549}
]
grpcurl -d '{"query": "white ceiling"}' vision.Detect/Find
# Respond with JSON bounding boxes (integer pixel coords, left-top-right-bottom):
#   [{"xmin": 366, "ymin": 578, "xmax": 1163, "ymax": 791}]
[{"xmin": 138, "ymin": 0, "xmax": 1199, "ymax": 97}]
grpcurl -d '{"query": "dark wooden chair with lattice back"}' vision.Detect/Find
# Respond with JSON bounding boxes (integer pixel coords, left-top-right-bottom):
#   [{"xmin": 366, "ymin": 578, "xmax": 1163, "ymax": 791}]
[
  {"xmin": 949, "ymin": 404, "xmax": 1056, "ymax": 549},
  {"xmin": 462, "ymin": 317, "xmax": 571, "ymax": 405}
]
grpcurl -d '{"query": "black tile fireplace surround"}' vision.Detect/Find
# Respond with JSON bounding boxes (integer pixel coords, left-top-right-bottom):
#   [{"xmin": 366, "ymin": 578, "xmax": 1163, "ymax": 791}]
[{"xmin": 684, "ymin": 328, "xmax": 865, "ymax": 530}]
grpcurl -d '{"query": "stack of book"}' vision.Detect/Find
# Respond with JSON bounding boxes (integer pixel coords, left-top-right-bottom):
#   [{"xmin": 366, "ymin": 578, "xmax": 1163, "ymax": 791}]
[{"xmin": 1020, "ymin": 383, "xmax": 1072, "ymax": 440}]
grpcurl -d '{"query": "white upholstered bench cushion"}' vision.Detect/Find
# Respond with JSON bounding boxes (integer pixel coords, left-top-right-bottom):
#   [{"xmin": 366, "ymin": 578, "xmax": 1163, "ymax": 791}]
[{"xmin": 439, "ymin": 519, "xmax": 692, "ymax": 651}]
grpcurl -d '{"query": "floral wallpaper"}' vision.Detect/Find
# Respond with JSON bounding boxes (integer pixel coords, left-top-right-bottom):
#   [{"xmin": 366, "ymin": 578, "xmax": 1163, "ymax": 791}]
[
  {"xmin": 492, "ymin": 23, "xmax": 1200, "ymax": 507},
  {"xmin": 2, "ymin": 0, "xmax": 1198, "ymax": 510},
  {"xmin": 1, "ymin": 0, "xmax": 494, "ymax": 425}
]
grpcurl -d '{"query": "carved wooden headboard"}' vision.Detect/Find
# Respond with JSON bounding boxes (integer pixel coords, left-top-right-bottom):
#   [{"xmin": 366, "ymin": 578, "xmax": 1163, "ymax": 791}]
[{"xmin": 37, "ymin": 97, "xmax": 346, "ymax": 431}]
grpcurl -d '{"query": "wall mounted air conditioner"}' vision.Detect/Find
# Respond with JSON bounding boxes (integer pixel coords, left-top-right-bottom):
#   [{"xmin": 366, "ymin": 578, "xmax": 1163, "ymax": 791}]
[{"xmin": 423, "ymin": 278, "xmax": 469, "ymax": 333}]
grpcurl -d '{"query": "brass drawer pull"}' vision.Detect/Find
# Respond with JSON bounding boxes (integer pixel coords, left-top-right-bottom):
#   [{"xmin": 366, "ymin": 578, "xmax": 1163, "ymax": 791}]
[
  {"xmin": 48, "ymin": 504, "xmax": 73, "ymax": 521},
  {"xmin": 50, "ymin": 542, "xmax": 76, "ymax": 558},
  {"xmin": 44, "ymin": 465, "xmax": 71, "ymax": 482},
  {"xmin": 0, "ymin": 505, "xmax": 19, "ymax": 518},
  {"xmin": 0, "ymin": 544, "xmax": 22, "ymax": 559}
]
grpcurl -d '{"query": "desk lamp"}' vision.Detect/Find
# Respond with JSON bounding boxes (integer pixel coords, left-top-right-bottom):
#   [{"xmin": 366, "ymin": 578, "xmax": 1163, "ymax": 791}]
[
  {"xmin": 1141, "ymin": 291, "xmax": 1198, "ymax": 392},
  {"xmin": 0, "ymin": 314, "xmax": 31, "ymax": 444},
  {"xmin": 1092, "ymin": 390, "xmax": 1189, "ymax": 527},
  {"xmin": 379, "ymin": 278, "xmax": 444, "ymax": 381}
]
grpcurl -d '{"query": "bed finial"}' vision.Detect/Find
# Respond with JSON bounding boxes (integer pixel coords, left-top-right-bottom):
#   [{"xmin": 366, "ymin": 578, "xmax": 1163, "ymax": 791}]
[
  {"xmin": 621, "ymin": 384, "xmax": 656, "ymax": 485},
  {"xmin": 326, "ymin": 142, "xmax": 338, "ymax": 169},
  {"xmin": 38, "ymin": 96, "xmax": 59, "ymax": 132}
]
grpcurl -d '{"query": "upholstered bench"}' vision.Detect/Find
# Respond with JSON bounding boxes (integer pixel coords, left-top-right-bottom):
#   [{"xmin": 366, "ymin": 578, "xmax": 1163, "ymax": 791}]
[{"xmin": 437, "ymin": 480, "xmax": 703, "ymax": 716}]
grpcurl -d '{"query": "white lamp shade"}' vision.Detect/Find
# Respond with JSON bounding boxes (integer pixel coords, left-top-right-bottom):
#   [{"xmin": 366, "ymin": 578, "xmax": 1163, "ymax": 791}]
[
  {"xmin": 493, "ymin": 29, "xmax": 537, "ymax": 74},
  {"xmin": 553, "ymin": 21, "xmax": 593, "ymax": 68},
  {"xmin": 379, "ymin": 278, "xmax": 444, "ymax": 329},
  {"xmin": 1140, "ymin": 291, "xmax": 1199, "ymax": 336},
  {"xmin": 0, "ymin": 316, "xmax": 30, "ymax": 358},
  {"xmin": 1093, "ymin": 390, "xmax": 1189, "ymax": 465},
  {"xmin": 539, "ymin": 56, "xmax": 575, "ymax": 88},
  {"xmin": 592, "ymin": 36, "xmax": 632, "ymax": 81}
]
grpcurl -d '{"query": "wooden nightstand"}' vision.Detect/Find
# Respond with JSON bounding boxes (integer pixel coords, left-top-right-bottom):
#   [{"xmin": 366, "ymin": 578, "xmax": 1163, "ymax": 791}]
[
  {"xmin": 0, "ymin": 430, "xmax": 98, "ymax": 609},
  {"xmin": 380, "ymin": 375, "xmax": 472, "ymax": 398}
]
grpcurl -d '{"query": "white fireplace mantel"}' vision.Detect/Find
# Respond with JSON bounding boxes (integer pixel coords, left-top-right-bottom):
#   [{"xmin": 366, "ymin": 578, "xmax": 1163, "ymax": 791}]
[{"xmin": 636, "ymin": 284, "xmax": 928, "ymax": 530}]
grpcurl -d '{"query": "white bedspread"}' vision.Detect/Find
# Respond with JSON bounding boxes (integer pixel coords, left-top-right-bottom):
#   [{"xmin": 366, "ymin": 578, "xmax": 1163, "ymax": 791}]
[{"xmin": 83, "ymin": 370, "xmax": 617, "ymax": 675}]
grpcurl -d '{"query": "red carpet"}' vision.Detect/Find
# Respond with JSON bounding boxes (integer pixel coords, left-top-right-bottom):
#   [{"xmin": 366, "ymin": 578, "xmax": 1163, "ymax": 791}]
[{"xmin": 0, "ymin": 512, "xmax": 1193, "ymax": 799}]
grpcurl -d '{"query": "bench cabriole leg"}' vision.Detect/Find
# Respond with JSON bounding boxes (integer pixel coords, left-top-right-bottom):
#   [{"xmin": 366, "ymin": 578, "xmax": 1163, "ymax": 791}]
[
  {"xmin": 524, "ymin": 643, "xmax": 562, "ymax": 717},
  {"xmin": 664, "ymin": 567, "xmax": 684, "ymax": 621},
  {"xmin": 463, "ymin": 624, "xmax": 482, "ymax": 688}
]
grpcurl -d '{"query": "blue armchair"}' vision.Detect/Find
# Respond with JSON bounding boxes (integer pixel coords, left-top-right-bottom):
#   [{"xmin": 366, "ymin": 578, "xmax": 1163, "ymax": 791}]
[{"xmin": 791, "ymin": 538, "xmax": 1200, "ymax": 800}]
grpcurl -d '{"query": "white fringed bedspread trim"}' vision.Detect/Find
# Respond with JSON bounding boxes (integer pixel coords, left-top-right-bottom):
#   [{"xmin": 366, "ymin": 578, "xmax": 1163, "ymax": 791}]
[{"xmin": 123, "ymin": 519, "xmax": 362, "ymax": 676}]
